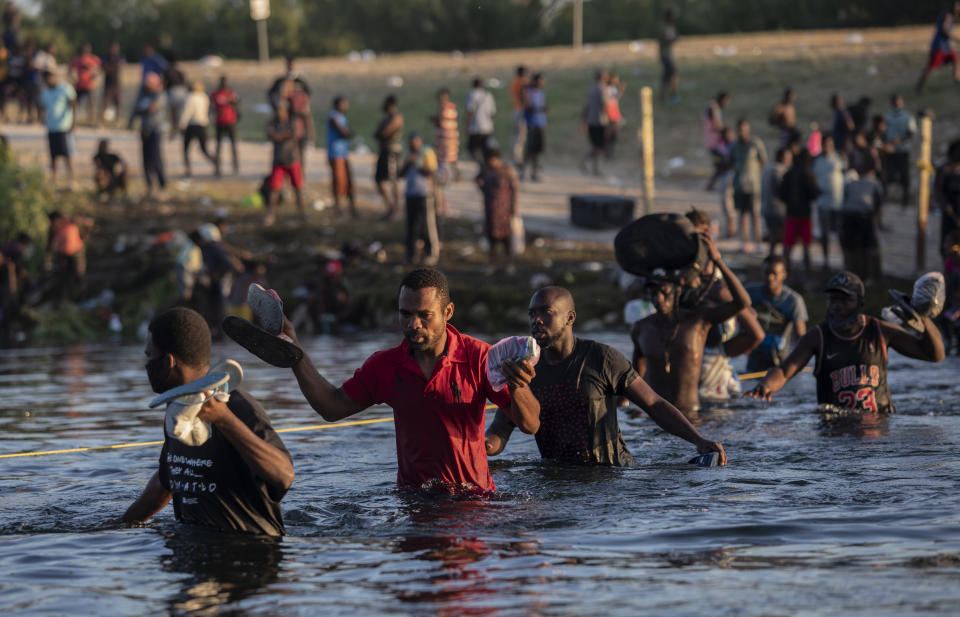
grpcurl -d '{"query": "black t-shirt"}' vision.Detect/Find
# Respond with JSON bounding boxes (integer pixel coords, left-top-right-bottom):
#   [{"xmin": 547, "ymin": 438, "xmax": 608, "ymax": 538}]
[
  {"xmin": 93, "ymin": 152, "xmax": 121, "ymax": 172},
  {"xmin": 489, "ymin": 338, "xmax": 639, "ymax": 466},
  {"xmin": 201, "ymin": 241, "xmax": 235, "ymax": 278},
  {"xmin": 269, "ymin": 121, "xmax": 299, "ymax": 166},
  {"xmin": 164, "ymin": 66, "xmax": 186, "ymax": 90},
  {"xmin": 158, "ymin": 389, "xmax": 292, "ymax": 536},
  {"xmin": 103, "ymin": 53, "xmax": 122, "ymax": 87}
]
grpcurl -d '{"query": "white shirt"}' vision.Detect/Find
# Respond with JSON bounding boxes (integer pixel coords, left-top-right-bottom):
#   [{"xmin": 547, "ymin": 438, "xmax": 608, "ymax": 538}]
[
  {"xmin": 179, "ymin": 91, "xmax": 211, "ymax": 129},
  {"xmin": 465, "ymin": 88, "xmax": 496, "ymax": 135}
]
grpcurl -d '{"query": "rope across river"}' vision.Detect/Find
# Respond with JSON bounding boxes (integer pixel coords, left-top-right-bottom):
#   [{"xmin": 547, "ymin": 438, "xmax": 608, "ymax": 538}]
[{"xmin": 0, "ymin": 367, "xmax": 811, "ymax": 460}]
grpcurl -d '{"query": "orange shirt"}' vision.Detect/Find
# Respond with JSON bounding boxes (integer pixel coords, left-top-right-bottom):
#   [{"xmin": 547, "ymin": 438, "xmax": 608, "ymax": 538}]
[
  {"xmin": 509, "ymin": 76, "xmax": 528, "ymax": 111},
  {"xmin": 55, "ymin": 222, "xmax": 84, "ymax": 256}
]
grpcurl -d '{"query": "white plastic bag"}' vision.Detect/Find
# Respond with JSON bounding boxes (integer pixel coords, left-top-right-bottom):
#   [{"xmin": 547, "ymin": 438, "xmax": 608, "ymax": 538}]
[
  {"xmin": 162, "ymin": 360, "xmax": 242, "ymax": 446},
  {"xmin": 486, "ymin": 336, "xmax": 541, "ymax": 391},
  {"xmin": 912, "ymin": 272, "xmax": 946, "ymax": 318},
  {"xmin": 509, "ymin": 215, "xmax": 525, "ymax": 256}
]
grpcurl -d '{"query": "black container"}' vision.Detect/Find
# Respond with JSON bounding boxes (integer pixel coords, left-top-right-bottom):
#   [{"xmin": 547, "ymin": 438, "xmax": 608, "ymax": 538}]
[{"xmin": 569, "ymin": 194, "xmax": 635, "ymax": 229}]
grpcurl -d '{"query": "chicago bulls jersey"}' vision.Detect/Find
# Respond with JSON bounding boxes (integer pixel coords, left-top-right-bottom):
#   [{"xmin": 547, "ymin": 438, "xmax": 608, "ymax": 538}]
[{"xmin": 814, "ymin": 317, "xmax": 894, "ymax": 413}]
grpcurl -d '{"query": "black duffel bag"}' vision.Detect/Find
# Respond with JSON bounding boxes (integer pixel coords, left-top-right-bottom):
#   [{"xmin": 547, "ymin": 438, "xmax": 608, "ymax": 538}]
[{"xmin": 614, "ymin": 213, "xmax": 707, "ymax": 281}]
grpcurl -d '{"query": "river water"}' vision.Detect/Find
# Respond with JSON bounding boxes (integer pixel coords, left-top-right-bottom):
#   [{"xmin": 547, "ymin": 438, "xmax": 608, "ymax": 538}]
[{"xmin": 1, "ymin": 332, "xmax": 959, "ymax": 616}]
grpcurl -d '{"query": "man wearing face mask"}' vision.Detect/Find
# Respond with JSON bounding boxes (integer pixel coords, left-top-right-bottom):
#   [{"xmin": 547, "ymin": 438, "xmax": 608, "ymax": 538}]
[
  {"xmin": 275, "ymin": 268, "xmax": 540, "ymax": 493},
  {"xmin": 746, "ymin": 272, "xmax": 945, "ymax": 411},
  {"xmin": 122, "ymin": 307, "xmax": 294, "ymax": 536},
  {"xmin": 630, "ymin": 235, "xmax": 752, "ymax": 415},
  {"xmin": 485, "ymin": 286, "xmax": 726, "ymax": 465}
]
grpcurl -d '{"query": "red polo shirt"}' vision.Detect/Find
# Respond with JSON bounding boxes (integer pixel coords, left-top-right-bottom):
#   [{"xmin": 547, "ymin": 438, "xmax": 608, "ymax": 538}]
[{"xmin": 342, "ymin": 324, "xmax": 511, "ymax": 492}]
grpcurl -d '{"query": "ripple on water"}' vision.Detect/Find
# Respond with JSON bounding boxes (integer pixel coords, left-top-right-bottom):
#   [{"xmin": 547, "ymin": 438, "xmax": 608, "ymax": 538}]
[{"xmin": 2, "ymin": 340, "xmax": 960, "ymax": 615}]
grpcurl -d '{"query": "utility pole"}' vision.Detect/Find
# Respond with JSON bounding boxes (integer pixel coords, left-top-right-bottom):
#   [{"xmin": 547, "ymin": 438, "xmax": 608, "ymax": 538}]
[
  {"xmin": 250, "ymin": 0, "xmax": 270, "ymax": 63},
  {"xmin": 916, "ymin": 115, "xmax": 933, "ymax": 273},
  {"xmin": 639, "ymin": 87, "xmax": 655, "ymax": 213},
  {"xmin": 572, "ymin": 0, "xmax": 583, "ymax": 49}
]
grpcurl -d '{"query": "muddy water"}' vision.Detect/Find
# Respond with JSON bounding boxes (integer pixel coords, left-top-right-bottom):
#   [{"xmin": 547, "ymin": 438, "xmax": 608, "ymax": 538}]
[{"xmin": 1, "ymin": 333, "xmax": 959, "ymax": 616}]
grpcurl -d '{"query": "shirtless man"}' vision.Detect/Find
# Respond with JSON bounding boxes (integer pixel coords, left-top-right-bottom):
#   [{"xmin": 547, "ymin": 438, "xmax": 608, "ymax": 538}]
[
  {"xmin": 631, "ymin": 235, "xmax": 751, "ymax": 414},
  {"xmin": 746, "ymin": 271, "xmax": 944, "ymax": 411},
  {"xmin": 485, "ymin": 286, "xmax": 727, "ymax": 466},
  {"xmin": 916, "ymin": 2, "xmax": 960, "ymax": 92},
  {"xmin": 686, "ymin": 208, "xmax": 763, "ymax": 399}
]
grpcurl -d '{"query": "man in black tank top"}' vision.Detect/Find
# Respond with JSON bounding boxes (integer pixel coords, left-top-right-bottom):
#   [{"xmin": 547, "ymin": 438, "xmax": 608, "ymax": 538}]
[
  {"xmin": 486, "ymin": 287, "xmax": 726, "ymax": 465},
  {"xmin": 746, "ymin": 271, "xmax": 944, "ymax": 411}
]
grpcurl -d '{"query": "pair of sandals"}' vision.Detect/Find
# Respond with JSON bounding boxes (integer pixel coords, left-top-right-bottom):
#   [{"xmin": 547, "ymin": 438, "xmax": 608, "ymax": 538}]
[{"xmin": 222, "ymin": 284, "xmax": 305, "ymax": 368}]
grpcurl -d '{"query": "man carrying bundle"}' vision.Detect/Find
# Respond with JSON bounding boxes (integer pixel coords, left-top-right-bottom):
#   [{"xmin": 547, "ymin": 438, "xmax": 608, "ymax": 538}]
[
  {"xmin": 746, "ymin": 272, "xmax": 944, "ymax": 412},
  {"xmin": 122, "ymin": 308, "xmax": 294, "ymax": 536},
  {"xmin": 228, "ymin": 268, "xmax": 541, "ymax": 494},
  {"xmin": 485, "ymin": 286, "xmax": 726, "ymax": 466},
  {"xmin": 630, "ymin": 234, "xmax": 752, "ymax": 415}
]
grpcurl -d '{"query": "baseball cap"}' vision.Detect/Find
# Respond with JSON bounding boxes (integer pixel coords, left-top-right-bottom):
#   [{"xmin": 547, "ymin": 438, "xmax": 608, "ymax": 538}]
[{"xmin": 824, "ymin": 271, "xmax": 864, "ymax": 299}]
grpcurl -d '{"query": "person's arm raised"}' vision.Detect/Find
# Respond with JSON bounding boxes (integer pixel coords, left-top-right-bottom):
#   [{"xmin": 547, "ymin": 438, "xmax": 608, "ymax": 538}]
[
  {"xmin": 702, "ymin": 236, "xmax": 751, "ymax": 325},
  {"xmin": 745, "ymin": 328, "xmax": 819, "ymax": 401},
  {"xmin": 282, "ymin": 317, "xmax": 368, "ymax": 421},
  {"xmin": 880, "ymin": 318, "xmax": 945, "ymax": 363},
  {"xmin": 624, "ymin": 377, "xmax": 727, "ymax": 465}
]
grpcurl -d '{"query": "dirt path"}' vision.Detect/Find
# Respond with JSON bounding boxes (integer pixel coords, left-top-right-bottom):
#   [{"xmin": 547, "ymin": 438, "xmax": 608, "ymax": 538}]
[
  {"xmin": 2, "ymin": 24, "xmax": 944, "ymax": 279},
  {"xmin": 3, "ymin": 119, "xmax": 940, "ymax": 280}
]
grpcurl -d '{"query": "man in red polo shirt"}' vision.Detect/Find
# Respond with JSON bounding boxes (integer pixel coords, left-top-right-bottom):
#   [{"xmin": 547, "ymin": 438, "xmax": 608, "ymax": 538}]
[{"xmin": 282, "ymin": 268, "xmax": 540, "ymax": 492}]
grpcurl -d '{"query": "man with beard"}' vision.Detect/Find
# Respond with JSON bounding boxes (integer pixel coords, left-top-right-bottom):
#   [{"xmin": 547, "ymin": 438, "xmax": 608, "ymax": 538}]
[
  {"xmin": 122, "ymin": 308, "xmax": 294, "ymax": 536},
  {"xmin": 746, "ymin": 272, "xmax": 944, "ymax": 411},
  {"xmin": 630, "ymin": 235, "xmax": 752, "ymax": 415},
  {"xmin": 276, "ymin": 268, "xmax": 540, "ymax": 493},
  {"xmin": 485, "ymin": 287, "xmax": 726, "ymax": 466}
]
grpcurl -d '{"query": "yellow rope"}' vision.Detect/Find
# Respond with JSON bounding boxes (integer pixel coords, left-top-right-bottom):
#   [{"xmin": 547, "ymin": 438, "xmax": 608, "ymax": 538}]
[
  {"xmin": 739, "ymin": 366, "xmax": 813, "ymax": 381},
  {"xmin": 1, "ymin": 368, "xmax": 815, "ymax": 460},
  {"xmin": 0, "ymin": 417, "xmax": 398, "ymax": 460}
]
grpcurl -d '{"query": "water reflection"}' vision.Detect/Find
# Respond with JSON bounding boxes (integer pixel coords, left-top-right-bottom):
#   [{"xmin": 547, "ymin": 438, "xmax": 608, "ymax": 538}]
[
  {"xmin": 3, "ymin": 339, "xmax": 960, "ymax": 615},
  {"xmin": 160, "ymin": 527, "xmax": 283, "ymax": 616},
  {"xmin": 817, "ymin": 409, "xmax": 890, "ymax": 438}
]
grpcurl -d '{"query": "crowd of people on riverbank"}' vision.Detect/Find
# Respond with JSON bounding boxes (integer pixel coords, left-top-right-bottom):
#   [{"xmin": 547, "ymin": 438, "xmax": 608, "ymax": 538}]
[{"xmin": 702, "ymin": 88, "xmax": 960, "ymax": 294}]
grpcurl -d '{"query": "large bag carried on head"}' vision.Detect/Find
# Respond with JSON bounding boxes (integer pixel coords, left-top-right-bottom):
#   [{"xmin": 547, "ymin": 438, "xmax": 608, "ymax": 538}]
[{"xmin": 614, "ymin": 213, "xmax": 707, "ymax": 280}]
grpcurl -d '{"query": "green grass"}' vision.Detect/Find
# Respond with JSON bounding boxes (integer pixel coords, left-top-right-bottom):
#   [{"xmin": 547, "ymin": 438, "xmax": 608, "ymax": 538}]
[{"xmin": 216, "ymin": 49, "xmax": 960, "ymax": 180}]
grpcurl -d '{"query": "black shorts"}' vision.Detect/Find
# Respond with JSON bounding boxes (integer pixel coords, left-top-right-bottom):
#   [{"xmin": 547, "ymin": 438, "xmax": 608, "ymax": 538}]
[
  {"xmin": 525, "ymin": 126, "xmax": 544, "ymax": 156},
  {"xmin": 467, "ymin": 133, "xmax": 490, "ymax": 158},
  {"xmin": 76, "ymin": 88, "xmax": 93, "ymax": 104},
  {"xmin": 375, "ymin": 149, "xmax": 399, "ymax": 183},
  {"xmin": 734, "ymin": 192, "xmax": 756, "ymax": 214},
  {"xmin": 818, "ymin": 208, "xmax": 841, "ymax": 236},
  {"xmin": 661, "ymin": 54, "xmax": 677, "ymax": 80},
  {"xmin": 886, "ymin": 151, "xmax": 910, "ymax": 185},
  {"xmin": 47, "ymin": 131, "xmax": 72, "ymax": 159},
  {"xmin": 588, "ymin": 124, "xmax": 606, "ymax": 149},
  {"xmin": 216, "ymin": 124, "xmax": 236, "ymax": 142},
  {"xmin": 841, "ymin": 212, "xmax": 878, "ymax": 249}
]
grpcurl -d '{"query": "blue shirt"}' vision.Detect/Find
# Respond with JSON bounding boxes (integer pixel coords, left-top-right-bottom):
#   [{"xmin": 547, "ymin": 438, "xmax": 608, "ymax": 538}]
[
  {"xmin": 140, "ymin": 54, "xmax": 169, "ymax": 81},
  {"xmin": 404, "ymin": 147, "xmax": 437, "ymax": 197},
  {"xmin": 746, "ymin": 283, "xmax": 808, "ymax": 372},
  {"xmin": 524, "ymin": 87, "xmax": 547, "ymax": 128},
  {"xmin": 41, "ymin": 83, "xmax": 76, "ymax": 132},
  {"xmin": 932, "ymin": 11, "xmax": 954, "ymax": 53},
  {"xmin": 326, "ymin": 111, "xmax": 350, "ymax": 159}
]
